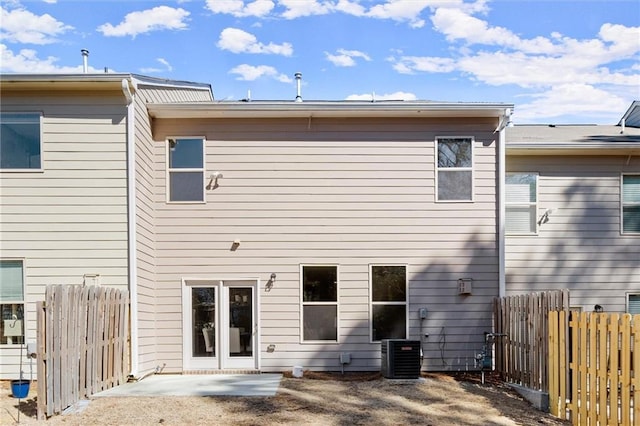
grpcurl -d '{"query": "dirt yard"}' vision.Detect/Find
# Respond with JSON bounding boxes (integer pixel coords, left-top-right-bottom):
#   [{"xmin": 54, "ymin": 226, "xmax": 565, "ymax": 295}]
[{"xmin": 2, "ymin": 372, "xmax": 568, "ymax": 425}]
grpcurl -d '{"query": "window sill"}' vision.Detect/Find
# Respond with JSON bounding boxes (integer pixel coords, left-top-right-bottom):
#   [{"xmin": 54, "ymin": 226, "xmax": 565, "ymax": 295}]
[{"xmin": 0, "ymin": 169, "xmax": 44, "ymax": 173}]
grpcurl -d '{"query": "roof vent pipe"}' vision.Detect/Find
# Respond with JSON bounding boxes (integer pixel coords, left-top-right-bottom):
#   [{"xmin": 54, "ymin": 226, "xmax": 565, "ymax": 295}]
[
  {"xmin": 621, "ymin": 118, "xmax": 625, "ymax": 134},
  {"xmin": 294, "ymin": 72, "xmax": 302, "ymax": 102},
  {"xmin": 81, "ymin": 49, "xmax": 89, "ymax": 73}
]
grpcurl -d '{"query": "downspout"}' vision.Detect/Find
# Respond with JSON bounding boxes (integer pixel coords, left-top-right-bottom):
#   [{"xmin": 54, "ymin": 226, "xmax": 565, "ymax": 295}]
[
  {"xmin": 497, "ymin": 109, "xmax": 510, "ymax": 298},
  {"xmin": 122, "ymin": 78, "xmax": 139, "ymax": 377}
]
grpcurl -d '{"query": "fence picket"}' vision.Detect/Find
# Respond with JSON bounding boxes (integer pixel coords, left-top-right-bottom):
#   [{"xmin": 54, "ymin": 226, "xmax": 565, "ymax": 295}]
[{"xmin": 36, "ymin": 285, "xmax": 129, "ymax": 419}]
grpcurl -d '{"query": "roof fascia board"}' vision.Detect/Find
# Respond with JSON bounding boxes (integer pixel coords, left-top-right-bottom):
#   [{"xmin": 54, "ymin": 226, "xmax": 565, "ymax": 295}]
[
  {"xmin": 1, "ymin": 73, "xmax": 211, "ymax": 95},
  {"xmin": 507, "ymin": 144, "xmax": 640, "ymax": 155},
  {"xmin": 148, "ymin": 102, "xmax": 513, "ymax": 119}
]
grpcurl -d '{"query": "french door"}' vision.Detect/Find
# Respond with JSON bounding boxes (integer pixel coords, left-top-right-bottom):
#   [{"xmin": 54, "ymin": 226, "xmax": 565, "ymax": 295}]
[{"xmin": 183, "ymin": 279, "xmax": 258, "ymax": 370}]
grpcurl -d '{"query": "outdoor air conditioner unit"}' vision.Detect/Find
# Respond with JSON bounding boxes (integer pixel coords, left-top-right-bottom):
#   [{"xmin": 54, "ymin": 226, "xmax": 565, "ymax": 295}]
[{"xmin": 381, "ymin": 339, "xmax": 421, "ymax": 379}]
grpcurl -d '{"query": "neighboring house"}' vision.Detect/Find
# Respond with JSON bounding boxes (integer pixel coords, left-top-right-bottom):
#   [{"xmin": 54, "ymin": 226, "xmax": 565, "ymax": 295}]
[
  {"xmin": 1, "ymin": 72, "xmax": 637, "ymax": 380},
  {"xmin": 505, "ymin": 117, "xmax": 640, "ymax": 313},
  {"xmin": 0, "ymin": 74, "xmax": 212, "ymax": 379}
]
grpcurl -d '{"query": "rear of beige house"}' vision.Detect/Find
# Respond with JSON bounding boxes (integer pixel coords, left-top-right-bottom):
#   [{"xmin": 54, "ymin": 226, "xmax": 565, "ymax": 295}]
[
  {"xmin": 0, "ymin": 74, "xmax": 212, "ymax": 379},
  {"xmin": 141, "ymin": 102, "xmax": 512, "ymax": 374},
  {"xmin": 505, "ymin": 123, "xmax": 640, "ymax": 314}
]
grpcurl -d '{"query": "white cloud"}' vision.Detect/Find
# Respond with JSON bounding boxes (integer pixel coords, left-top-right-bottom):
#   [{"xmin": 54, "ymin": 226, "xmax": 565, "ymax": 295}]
[
  {"xmin": 205, "ymin": 0, "xmax": 274, "ymax": 17},
  {"xmin": 0, "ymin": 6, "xmax": 73, "ymax": 45},
  {"xmin": 345, "ymin": 91, "xmax": 417, "ymax": 101},
  {"xmin": 97, "ymin": 6, "xmax": 189, "ymax": 38},
  {"xmin": 514, "ymin": 84, "xmax": 628, "ymax": 122},
  {"xmin": 140, "ymin": 57, "xmax": 173, "ymax": 74},
  {"xmin": 325, "ymin": 49, "xmax": 371, "ymax": 67},
  {"xmin": 42, "ymin": 0, "xmax": 57, "ymax": 3},
  {"xmin": 389, "ymin": 55, "xmax": 455, "ymax": 74},
  {"xmin": 366, "ymin": 0, "xmax": 430, "ymax": 28},
  {"xmin": 279, "ymin": 0, "xmax": 335, "ymax": 19},
  {"xmin": 217, "ymin": 28, "xmax": 293, "ymax": 56},
  {"xmin": 229, "ymin": 64, "xmax": 292, "ymax": 82},
  {"xmin": 0, "ymin": 44, "xmax": 102, "ymax": 73}
]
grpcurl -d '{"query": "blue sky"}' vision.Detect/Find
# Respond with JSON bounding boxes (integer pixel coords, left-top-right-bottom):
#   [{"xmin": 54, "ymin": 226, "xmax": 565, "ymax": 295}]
[{"xmin": 1, "ymin": 0, "xmax": 639, "ymax": 124}]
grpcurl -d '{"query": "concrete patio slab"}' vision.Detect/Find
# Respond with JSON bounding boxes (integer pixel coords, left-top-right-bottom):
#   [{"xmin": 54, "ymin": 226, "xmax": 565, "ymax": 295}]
[{"xmin": 92, "ymin": 374, "xmax": 282, "ymax": 397}]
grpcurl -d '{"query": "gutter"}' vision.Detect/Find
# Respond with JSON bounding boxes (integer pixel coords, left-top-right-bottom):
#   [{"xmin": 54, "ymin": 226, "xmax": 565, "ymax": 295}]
[
  {"xmin": 496, "ymin": 110, "xmax": 511, "ymax": 299},
  {"xmin": 121, "ymin": 78, "xmax": 139, "ymax": 377}
]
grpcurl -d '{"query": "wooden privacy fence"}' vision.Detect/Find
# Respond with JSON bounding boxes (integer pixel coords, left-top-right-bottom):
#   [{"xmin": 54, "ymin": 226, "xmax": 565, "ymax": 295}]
[
  {"xmin": 36, "ymin": 285, "xmax": 130, "ymax": 420},
  {"xmin": 549, "ymin": 311, "xmax": 639, "ymax": 425},
  {"xmin": 493, "ymin": 290, "xmax": 570, "ymax": 392}
]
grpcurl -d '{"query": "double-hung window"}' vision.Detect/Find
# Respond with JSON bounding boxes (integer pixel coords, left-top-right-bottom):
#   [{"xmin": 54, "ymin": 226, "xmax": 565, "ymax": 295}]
[
  {"xmin": 167, "ymin": 138, "xmax": 205, "ymax": 202},
  {"xmin": 622, "ymin": 174, "xmax": 640, "ymax": 234},
  {"xmin": 301, "ymin": 265, "xmax": 338, "ymax": 342},
  {"xmin": 436, "ymin": 137, "xmax": 473, "ymax": 201},
  {"xmin": 1, "ymin": 260, "xmax": 25, "ymax": 345},
  {"xmin": 506, "ymin": 173, "xmax": 538, "ymax": 234},
  {"xmin": 0, "ymin": 113, "xmax": 42, "ymax": 170},
  {"xmin": 370, "ymin": 265, "xmax": 407, "ymax": 342}
]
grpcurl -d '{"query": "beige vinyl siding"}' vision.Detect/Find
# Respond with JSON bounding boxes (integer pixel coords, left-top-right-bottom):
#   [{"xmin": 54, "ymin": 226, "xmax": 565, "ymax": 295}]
[
  {"xmin": 133, "ymin": 89, "xmax": 159, "ymax": 373},
  {"xmin": 149, "ymin": 116, "xmax": 500, "ymax": 372},
  {"xmin": 506, "ymin": 155, "xmax": 640, "ymax": 313},
  {"xmin": 0, "ymin": 91, "xmax": 129, "ymax": 379}
]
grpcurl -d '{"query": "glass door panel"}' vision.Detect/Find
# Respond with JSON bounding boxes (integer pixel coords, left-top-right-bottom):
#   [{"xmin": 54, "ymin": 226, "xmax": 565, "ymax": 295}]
[
  {"xmin": 191, "ymin": 287, "xmax": 216, "ymax": 358},
  {"xmin": 228, "ymin": 287, "xmax": 253, "ymax": 358}
]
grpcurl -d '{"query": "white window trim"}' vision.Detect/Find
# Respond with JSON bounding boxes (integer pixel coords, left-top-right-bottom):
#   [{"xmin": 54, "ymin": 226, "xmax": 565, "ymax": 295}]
[
  {"xmin": 300, "ymin": 264, "xmax": 339, "ymax": 344},
  {"xmin": 621, "ymin": 173, "xmax": 640, "ymax": 235},
  {"xmin": 0, "ymin": 258, "xmax": 26, "ymax": 347},
  {"xmin": 166, "ymin": 136, "xmax": 206, "ymax": 204},
  {"xmin": 435, "ymin": 136, "xmax": 474, "ymax": 203},
  {"xmin": 0, "ymin": 112, "xmax": 44, "ymax": 173},
  {"xmin": 626, "ymin": 292, "xmax": 640, "ymax": 314},
  {"xmin": 505, "ymin": 172, "xmax": 539, "ymax": 236},
  {"xmin": 369, "ymin": 264, "xmax": 409, "ymax": 343}
]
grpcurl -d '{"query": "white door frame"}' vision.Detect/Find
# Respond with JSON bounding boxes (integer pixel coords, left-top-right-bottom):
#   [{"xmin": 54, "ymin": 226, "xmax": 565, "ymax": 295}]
[{"xmin": 182, "ymin": 278, "xmax": 260, "ymax": 371}]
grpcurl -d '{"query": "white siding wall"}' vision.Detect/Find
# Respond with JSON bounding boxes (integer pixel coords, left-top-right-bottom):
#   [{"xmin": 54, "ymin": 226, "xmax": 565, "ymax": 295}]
[
  {"xmin": 506, "ymin": 155, "xmax": 640, "ymax": 312},
  {"xmin": 149, "ymin": 116, "xmax": 500, "ymax": 372},
  {"xmin": 0, "ymin": 92, "xmax": 129, "ymax": 379}
]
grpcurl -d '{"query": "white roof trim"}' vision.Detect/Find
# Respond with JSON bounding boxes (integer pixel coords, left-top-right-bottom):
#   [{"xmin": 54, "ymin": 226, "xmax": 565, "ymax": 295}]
[{"xmin": 147, "ymin": 102, "xmax": 513, "ymax": 119}]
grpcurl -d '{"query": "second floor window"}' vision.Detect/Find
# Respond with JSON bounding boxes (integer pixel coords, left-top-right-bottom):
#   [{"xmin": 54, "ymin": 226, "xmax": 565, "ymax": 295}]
[
  {"xmin": 622, "ymin": 174, "xmax": 640, "ymax": 234},
  {"xmin": 1, "ymin": 113, "xmax": 41, "ymax": 170},
  {"xmin": 167, "ymin": 138, "xmax": 205, "ymax": 202},
  {"xmin": 436, "ymin": 137, "xmax": 473, "ymax": 201},
  {"xmin": 506, "ymin": 173, "xmax": 538, "ymax": 234}
]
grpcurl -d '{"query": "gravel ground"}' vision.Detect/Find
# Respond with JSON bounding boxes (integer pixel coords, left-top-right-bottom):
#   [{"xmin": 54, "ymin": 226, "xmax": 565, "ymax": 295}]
[{"xmin": 1, "ymin": 372, "xmax": 569, "ymax": 425}]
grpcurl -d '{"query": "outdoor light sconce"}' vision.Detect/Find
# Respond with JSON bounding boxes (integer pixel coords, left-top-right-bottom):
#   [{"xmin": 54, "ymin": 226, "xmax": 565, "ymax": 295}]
[
  {"xmin": 594, "ymin": 304, "xmax": 604, "ymax": 313},
  {"xmin": 537, "ymin": 208, "xmax": 553, "ymax": 226},
  {"xmin": 206, "ymin": 172, "xmax": 223, "ymax": 190},
  {"xmin": 265, "ymin": 273, "xmax": 276, "ymax": 292},
  {"xmin": 458, "ymin": 278, "xmax": 473, "ymax": 295},
  {"xmin": 230, "ymin": 239, "xmax": 241, "ymax": 251}
]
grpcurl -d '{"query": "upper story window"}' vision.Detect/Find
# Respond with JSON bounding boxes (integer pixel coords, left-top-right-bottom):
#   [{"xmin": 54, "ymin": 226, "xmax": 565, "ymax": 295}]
[
  {"xmin": 622, "ymin": 174, "xmax": 640, "ymax": 234},
  {"xmin": 436, "ymin": 137, "xmax": 473, "ymax": 201},
  {"xmin": 506, "ymin": 173, "xmax": 538, "ymax": 234},
  {"xmin": 0, "ymin": 113, "xmax": 42, "ymax": 170},
  {"xmin": 1, "ymin": 260, "xmax": 25, "ymax": 345},
  {"xmin": 301, "ymin": 265, "xmax": 338, "ymax": 342},
  {"xmin": 167, "ymin": 138, "xmax": 205, "ymax": 203},
  {"xmin": 370, "ymin": 265, "xmax": 407, "ymax": 342}
]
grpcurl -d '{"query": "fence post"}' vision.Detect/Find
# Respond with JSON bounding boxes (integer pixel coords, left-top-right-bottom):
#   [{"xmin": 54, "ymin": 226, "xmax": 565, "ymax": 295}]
[{"xmin": 36, "ymin": 301, "xmax": 46, "ymax": 420}]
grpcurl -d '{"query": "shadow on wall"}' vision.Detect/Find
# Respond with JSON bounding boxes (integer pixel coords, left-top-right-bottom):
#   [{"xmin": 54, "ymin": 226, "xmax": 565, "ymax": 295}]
[
  {"xmin": 506, "ymin": 175, "xmax": 640, "ymax": 312},
  {"xmin": 261, "ymin": 228, "xmax": 500, "ymax": 375}
]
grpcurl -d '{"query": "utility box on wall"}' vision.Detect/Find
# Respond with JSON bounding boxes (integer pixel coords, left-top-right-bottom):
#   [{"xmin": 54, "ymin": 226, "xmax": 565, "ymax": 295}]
[{"xmin": 381, "ymin": 339, "xmax": 421, "ymax": 379}]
